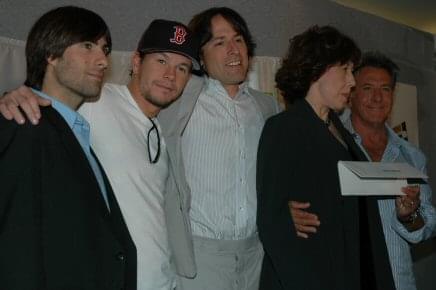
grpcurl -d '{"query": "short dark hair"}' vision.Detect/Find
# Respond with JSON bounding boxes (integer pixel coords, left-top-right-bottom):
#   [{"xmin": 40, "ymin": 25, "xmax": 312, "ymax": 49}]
[
  {"xmin": 25, "ymin": 6, "xmax": 112, "ymax": 90},
  {"xmin": 275, "ymin": 25, "xmax": 361, "ymax": 104},
  {"xmin": 354, "ymin": 51, "xmax": 399, "ymax": 88},
  {"xmin": 188, "ymin": 7, "xmax": 256, "ymax": 58}
]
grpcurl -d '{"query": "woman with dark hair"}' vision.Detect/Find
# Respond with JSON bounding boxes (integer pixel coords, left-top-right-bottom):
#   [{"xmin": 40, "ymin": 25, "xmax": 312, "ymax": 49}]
[{"xmin": 257, "ymin": 25, "xmax": 395, "ymax": 290}]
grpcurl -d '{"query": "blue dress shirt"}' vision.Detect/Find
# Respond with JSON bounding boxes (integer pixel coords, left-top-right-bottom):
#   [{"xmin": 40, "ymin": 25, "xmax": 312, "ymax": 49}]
[{"xmin": 33, "ymin": 89, "xmax": 110, "ymax": 210}]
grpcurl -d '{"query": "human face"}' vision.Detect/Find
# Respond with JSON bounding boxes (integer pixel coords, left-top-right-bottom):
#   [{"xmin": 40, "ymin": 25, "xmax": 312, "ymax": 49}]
[
  {"xmin": 48, "ymin": 37, "xmax": 109, "ymax": 106},
  {"xmin": 201, "ymin": 15, "xmax": 249, "ymax": 96},
  {"xmin": 351, "ymin": 66, "xmax": 394, "ymax": 127},
  {"xmin": 312, "ymin": 62, "xmax": 355, "ymax": 112},
  {"xmin": 131, "ymin": 51, "xmax": 191, "ymax": 114}
]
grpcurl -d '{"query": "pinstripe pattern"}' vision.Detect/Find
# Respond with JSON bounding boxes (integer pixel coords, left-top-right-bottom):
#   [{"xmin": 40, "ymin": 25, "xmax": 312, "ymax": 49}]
[
  {"xmin": 343, "ymin": 114, "xmax": 436, "ymax": 290},
  {"xmin": 181, "ymin": 78, "xmax": 265, "ymax": 240}
]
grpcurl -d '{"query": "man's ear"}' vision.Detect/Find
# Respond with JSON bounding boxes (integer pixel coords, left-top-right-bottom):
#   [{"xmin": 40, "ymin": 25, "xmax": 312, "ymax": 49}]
[
  {"xmin": 247, "ymin": 56, "xmax": 253, "ymax": 71},
  {"xmin": 47, "ymin": 55, "xmax": 58, "ymax": 66},
  {"xmin": 131, "ymin": 52, "xmax": 142, "ymax": 76}
]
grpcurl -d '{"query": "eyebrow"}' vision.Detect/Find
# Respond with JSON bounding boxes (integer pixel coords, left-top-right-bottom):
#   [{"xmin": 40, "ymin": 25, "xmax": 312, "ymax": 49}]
[
  {"xmin": 160, "ymin": 52, "xmax": 193, "ymax": 69},
  {"xmin": 210, "ymin": 32, "xmax": 242, "ymax": 42},
  {"xmin": 361, "ymin": 82, "xmax": 392, "ymax": 87}
]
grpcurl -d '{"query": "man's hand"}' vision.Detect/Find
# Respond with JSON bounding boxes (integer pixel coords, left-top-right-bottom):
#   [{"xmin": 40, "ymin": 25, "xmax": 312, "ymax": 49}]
[
  {"xmin": 396, "ymin": 186, "xmax": 420, "ymax": 220},
  {"xmin": 396, "ymin": 185, "xmax": 424, "ymax": 231},
  {"xmin": 288, "ymin": 201, "xmax": 320, "ymax": 239},
  {"xmin": 0, "ymin": 85, "xmax": 51, "ymax": 125}
]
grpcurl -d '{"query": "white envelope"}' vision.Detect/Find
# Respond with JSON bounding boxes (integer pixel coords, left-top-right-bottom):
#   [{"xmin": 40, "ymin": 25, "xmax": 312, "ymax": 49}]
[{"xmin": 338, "ymin": 161, "xmax": 428, "ymax": 196}]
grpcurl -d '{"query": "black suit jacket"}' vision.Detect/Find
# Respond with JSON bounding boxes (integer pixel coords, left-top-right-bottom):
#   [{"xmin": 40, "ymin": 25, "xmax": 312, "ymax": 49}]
[
  {"xmin": 257, "ymin": 99, "xmax": 394, "ymax": 290},
  {"xmin": 0, "ymin": 107, "xmax": 136, "ymax": 290}
]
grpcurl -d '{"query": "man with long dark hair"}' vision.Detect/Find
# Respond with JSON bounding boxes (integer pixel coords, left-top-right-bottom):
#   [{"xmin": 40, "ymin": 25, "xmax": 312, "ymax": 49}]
[{"xmin": 168, "ymin": 7, "xmax": 280, "ymax": 289}]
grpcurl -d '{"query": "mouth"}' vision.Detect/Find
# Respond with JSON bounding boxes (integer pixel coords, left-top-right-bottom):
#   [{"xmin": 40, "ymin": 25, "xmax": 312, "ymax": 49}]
[
  {"xmin": 155, "ymin": 82, "xmax": 175, "ymax": 93},
  {"xmin": 367, "ymin": 106, "xmax": 384, "ymax": 111},
  {"xmin": 226, "ymin": 60, "xmax": 241, "ymax": 67},
  {"xmin": 88, "ymin": 72, "xmax": 104, "ymax": 82},
  {"xmin": 341, "ymin": 92, "xmax": 350, "ymax": 100}
]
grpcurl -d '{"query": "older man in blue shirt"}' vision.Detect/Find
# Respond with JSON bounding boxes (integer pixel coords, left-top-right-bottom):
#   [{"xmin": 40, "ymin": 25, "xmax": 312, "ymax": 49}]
[
  {"xmin": 343, "ymin": 51, "xmax": 436, "ymax": 290},
  {"xmin": 291, "ymin": 51, "xmax": 436, "ymax": 290}
]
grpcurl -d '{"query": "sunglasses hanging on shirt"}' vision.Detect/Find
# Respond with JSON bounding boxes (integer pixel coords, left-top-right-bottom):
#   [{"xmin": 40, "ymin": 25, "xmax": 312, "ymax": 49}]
[{"xmin": 147, "ymin": 117, "xmax": 161, "ymax": 164}]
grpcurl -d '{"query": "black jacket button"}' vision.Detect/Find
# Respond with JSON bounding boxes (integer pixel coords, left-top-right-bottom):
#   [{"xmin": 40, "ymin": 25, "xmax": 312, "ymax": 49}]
[{"xmin": 116, "ymin": 252, "xmax": 125, "ymax": 261}]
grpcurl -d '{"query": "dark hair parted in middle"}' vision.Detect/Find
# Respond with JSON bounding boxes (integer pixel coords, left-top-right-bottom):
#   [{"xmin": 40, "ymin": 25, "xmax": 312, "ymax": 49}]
[
  {"xmin": 276, "ymin": 25, "xmax": 361, "ymax": 104},
  {"xmin": 188, "ymin": 7, "xmax": 256, "ymax": 58},
  {"xmin": 25, "ymin": 6, "xmax": 112, "ymax": 90}
]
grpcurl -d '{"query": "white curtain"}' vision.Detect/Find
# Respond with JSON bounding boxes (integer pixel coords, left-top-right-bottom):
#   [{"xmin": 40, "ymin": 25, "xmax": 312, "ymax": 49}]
[
  {"xmin": 0, "ymin": 36, "xmax": 26, "ymax": 93},
  {"xmin": 0, "ymin": 36, "xmax": 283, "ymax": 103},
  {"xmin": 0, "ymin": 36, "xmax": 418, "ymax": 145}
]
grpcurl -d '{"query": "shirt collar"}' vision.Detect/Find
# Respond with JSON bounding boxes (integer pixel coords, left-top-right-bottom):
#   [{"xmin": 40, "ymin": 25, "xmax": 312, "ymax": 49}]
[
  {"xmin": 204, "ymin": 77, "xmax": 250, "ymax": 99},
  {"xmin": 32, "ymin": 89, "xmax": 91, "ymax": 144},
  {"xmin": 32, "ymin": 89, "xmax": 89, "ymax": 129},
  {"xmin": 342, "ymin": 110, "xmax": 402, "ymax": 161}
]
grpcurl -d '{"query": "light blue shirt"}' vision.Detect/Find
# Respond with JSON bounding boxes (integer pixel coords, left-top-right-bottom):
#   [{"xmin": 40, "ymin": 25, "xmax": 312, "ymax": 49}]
[
  {"xmin": 342, "ymin": 111, "xmax": 436, "ymax": 290},
  {"xmin": 34, "ymin": 89, "xmax": 110, "ymax": 210}
]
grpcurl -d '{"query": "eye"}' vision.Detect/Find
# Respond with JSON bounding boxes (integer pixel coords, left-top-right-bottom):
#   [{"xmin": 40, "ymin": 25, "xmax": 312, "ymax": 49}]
[
  {"xmin": 102, "ymin": 45, "xmax": 111, "ymax": 56},
  {"xmin": 234, "ymin": 36, "xmax": 244, "ymax": 43},
  {"xmin": 362, "ymin": 85, "xmax": 372, "ymax": 91},
  {"xmin": 157, "ymin": 58, "xmax": 167, "ymax": 65},
  {"xmin": 381, "ymin": 86, "xmax": 392, "ymax": 93},
  {"xmin": 83, "ymin": 42, "xmax": 94, "ymax": 50},
  {"xmin": 177, "ymin": 65, "xmax": 190, "ymax": 74},
  {"xmin": 214, "ymin": 41, "xmax": 224, "ymax": 47},
  {"xmin": 341, "ymin": 64, "xmax": 350, "ymax": 71}
]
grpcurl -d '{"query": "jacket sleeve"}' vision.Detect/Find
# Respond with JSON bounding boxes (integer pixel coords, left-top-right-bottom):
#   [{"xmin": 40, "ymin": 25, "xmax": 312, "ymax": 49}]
[
  {"xmin": 0, "ymin": 118, "xmax": 44, "ymax": 288},
  {"xmin": 256, "ymin": 116, "xmax": 306, "ymax": 289},
  {"xmin": 391, "ymin": 152, "xmax": 436, "ymax": 243}
]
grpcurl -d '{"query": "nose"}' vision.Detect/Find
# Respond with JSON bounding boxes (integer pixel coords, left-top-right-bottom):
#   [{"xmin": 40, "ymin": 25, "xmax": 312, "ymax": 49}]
[
  {"xmin": 227, "ymin": 40, "xmax": 239, "ymax": 55},
  {"xmin": 163, "ymin": 65, "xmax": 176, "ymax": 81},
  {"xmin": 96, "ymin": 49, "xmax": 108, "ymax": 71},
  {"xmin": 347, "ymin": 71, "xmax": 356, "ymax": 87},
  {"xmin": 371, "ymin": 87, "xmax": 383, "ymax": 102}
]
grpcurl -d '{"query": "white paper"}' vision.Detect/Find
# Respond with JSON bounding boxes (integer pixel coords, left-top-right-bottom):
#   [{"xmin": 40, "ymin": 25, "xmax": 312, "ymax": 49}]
[{"xmin": 338, "ymin": 161, "xmax": 427, "ymax": 196}]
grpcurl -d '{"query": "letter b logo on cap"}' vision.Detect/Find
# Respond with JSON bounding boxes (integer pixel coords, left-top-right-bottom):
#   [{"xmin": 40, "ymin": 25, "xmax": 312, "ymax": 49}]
[{"xmin": 170, "ymin": 26, "xmax": 187, "ymax": 45}]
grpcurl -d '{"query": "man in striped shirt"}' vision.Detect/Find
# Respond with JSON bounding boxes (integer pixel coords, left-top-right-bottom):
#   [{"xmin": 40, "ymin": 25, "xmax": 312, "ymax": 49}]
[{"xmin": 175, "ymin": 7, "xmax": 280, "ymax": 290}]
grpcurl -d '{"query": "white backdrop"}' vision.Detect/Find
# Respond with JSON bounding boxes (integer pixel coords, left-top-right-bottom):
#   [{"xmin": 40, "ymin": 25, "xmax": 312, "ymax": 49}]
[
  {"xmin": 0, "ymin": 36, "xmax": 419, "ymax": 146},
  {"xmin": 0, "ymin": 36, "xmax": 282, "ymax": 95}
]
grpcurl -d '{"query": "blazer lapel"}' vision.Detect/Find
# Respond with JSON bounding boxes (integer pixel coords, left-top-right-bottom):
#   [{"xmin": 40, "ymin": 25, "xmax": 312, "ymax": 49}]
[
  {"xmin": 330, "ymin": 111, "xmax": 368, "ymax": 161},
  {"xmin": 45, "ymin": 107, "xmax": 111, "ymax": 217}
]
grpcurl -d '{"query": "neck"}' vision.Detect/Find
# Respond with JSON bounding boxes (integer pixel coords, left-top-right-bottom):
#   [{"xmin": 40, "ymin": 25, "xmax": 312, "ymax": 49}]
[
  {"xmin": 305, "ymin": 93, "xmax": 330, "ymax": 122},
  {"xmin": 351, "ymin": 114, "xmax": 388, "ymax": 161},
  {"xmin": 42, "ymin": 80, "xmax": 83, "ymax": 111},
  {"xmin": 222, "ymin": 83, "xmax": 241, "ymax": 99},
  {"xmin": 127, "ymin": 80, "xmax": 160, "ymax": 118}
]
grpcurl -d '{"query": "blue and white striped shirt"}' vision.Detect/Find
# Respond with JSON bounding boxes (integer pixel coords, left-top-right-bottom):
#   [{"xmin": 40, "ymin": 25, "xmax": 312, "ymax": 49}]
[{"xmin": 342, "ymin": 112, "xmax": 436, "ymax": 290}]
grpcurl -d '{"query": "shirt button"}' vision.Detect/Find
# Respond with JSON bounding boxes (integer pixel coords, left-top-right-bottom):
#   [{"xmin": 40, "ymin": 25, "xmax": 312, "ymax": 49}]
[{"xmin": 116, "ymin": 252, "xmax": 126, "ymax": 261}]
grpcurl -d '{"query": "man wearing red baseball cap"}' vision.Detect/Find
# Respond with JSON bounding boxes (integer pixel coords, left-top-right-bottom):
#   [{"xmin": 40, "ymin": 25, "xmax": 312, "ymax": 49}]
[{"xmin": 78, "ymin": 19, "xmax": 200, "ymax": 290}]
